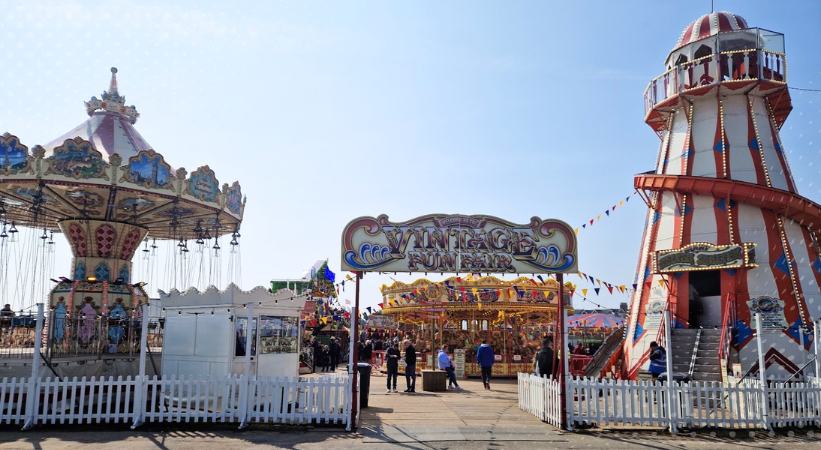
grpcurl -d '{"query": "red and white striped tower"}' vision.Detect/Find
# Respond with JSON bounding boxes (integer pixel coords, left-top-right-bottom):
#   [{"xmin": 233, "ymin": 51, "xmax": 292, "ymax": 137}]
[{"xmin": 624, "ymin": 12, "xmax": 821, "ymax": 379}]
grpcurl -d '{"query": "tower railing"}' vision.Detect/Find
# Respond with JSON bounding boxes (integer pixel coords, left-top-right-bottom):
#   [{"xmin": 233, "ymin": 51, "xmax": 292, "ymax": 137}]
[{"xmin": 644, "ymin": 48, "xmax": 787, "ymax": 116}]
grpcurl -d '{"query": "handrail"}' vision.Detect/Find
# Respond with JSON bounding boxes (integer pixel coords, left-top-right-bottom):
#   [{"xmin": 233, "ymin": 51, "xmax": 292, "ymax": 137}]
[
  {"xmin": 644, "ymin": 48, "xmax": 788, "ymax": 118},
  {"xmin": 784, "ymin": 356, "xmax": 816, "ymax": 383},
  {"xmin": 717, "ymin": 295, "xmax": 734, "ymax": 379},
  {"xmin": 688, "ymin": 328, "xmax": 702, "ymax": 378}
]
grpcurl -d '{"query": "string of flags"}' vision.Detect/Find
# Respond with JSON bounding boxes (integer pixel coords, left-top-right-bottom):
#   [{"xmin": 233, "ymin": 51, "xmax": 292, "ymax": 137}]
[
  {"xmin": 574, "ymin": 191, "xmax": 638, "ymax": 235},
  {"xmin": 357, "ymin": 268, "xmax": 642, "ymax": 319},
  {"xmin": 575, "ymin": 271, "xmax": 637, "ymax": 297}
]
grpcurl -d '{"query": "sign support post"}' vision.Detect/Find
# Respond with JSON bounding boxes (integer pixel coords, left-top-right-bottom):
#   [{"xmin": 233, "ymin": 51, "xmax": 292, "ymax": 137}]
[
  {"xmin": 350, "ymin": 272, "xmax": 362, "ymax": 430},
  {"xmin": 557, "ymin": 273, "xmax": 568, "ymax": 430}
]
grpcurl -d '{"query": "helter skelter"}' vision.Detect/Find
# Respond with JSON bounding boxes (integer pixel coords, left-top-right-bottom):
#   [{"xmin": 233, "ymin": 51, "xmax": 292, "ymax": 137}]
[
  {"xmin": 0, "ymin": 68, "xmax": 244, "ymax": 352},
  {"xmin": 624, "ymin": 12, "xmax": 821, "ymax": 380}
]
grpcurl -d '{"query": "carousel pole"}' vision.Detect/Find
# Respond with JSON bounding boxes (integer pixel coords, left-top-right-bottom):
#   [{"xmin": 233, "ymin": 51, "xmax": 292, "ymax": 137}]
[
  {"xmin": 350, "ymin": 271, "xmax": 362, "ymax": 430},
  {"xmin": 556, "ymin": 273, "xmax": 568, "ymax": 430}
]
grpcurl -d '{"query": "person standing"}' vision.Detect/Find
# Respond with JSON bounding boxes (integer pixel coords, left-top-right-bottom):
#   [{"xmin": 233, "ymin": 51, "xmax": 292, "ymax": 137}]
[
  {"xmin": 534, "ymin": 337, "xmax": 555, "ymax": 378},
  {"xmin": 476, "ymin": 339, "xmax": 495, "ymax": 390},
  {"xmin": 385, "ymin": 341, "xmax": 400, "ymax": 393},
  {"xmin": 649, "ymin": 341, "xmax": 667, "ymax": 381},
  {"xmin": 318, "ymin": 345, "xmax": 328, "ymax": 372},
  {"xmin": 360, "ymin": 339, "xmax": 373, "ymax": 363},
  {"xmin": 403, "ymin": 340, "xmax": 417, "ymax": 393},
  {"xmin": 329, "ymin": 337, "xmax": 340, "ymax": 371},
  {"xmin": 438, "ymin": 345, "xmax": 460, "ymax": 390}
]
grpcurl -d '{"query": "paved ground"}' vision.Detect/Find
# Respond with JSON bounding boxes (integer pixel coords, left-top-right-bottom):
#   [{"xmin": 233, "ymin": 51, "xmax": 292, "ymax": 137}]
[{"xmin": 2, "ymin": 377, "xmax": 821, "ymax": 449}]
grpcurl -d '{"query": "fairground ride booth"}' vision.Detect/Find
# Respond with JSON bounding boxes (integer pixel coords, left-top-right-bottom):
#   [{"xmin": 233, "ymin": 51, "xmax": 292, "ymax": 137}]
[{"xmin": 160, "ymin": 284, "xmax": 307, "ymax": 379}]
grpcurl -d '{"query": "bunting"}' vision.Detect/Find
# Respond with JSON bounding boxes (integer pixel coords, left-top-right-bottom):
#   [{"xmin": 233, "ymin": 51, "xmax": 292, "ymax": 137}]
[{"xmin": 575, "ymin": 191, "xmax": 637, "ymax": 235}]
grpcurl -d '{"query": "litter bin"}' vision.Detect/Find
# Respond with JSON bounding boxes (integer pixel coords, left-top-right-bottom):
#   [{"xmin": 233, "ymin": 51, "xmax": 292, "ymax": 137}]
[{"xmin": 357, "ymin": 362, "xmax": 372, "ymax": 408}]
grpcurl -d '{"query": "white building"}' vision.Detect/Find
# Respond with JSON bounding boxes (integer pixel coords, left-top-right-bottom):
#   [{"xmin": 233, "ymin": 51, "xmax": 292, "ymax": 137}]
[{"xmin": 160, "ymin": 284, "xmax": 306, "ymax": 379}]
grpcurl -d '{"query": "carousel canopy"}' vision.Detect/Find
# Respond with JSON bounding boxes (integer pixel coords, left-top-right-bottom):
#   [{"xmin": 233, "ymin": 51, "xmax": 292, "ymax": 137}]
[
  {"xmin": 379, "ymin": 275, "xmax": 574, "ymax": 315},
  {"xmin": 0, "ymin": 68, "xmax": 244, "ymax": 239}
]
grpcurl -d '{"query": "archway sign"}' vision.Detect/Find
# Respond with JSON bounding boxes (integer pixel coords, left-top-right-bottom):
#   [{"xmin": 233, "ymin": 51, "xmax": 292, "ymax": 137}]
[{"xmin": 340, "ymin": 214, "xmax": 578, "ymax": 429}]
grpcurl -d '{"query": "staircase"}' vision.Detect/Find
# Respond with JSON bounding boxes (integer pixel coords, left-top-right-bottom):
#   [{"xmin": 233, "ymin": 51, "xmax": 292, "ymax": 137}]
[{"xmin": 670, "ymin": 328, "xmax": 722, "ymax": 382}]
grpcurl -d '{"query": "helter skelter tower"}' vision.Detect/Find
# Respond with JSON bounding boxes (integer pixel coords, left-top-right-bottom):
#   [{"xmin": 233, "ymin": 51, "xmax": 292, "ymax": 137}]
[{"xmin": 624, "ymin": 12, "xmax": 821, "ymax": 378}]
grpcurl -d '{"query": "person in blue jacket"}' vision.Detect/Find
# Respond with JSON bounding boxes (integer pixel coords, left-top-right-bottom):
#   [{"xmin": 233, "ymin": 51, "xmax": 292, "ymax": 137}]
[
  {"xmin": 648, "ymin": 341, "xmax": 667, "ymax": 381},
  {"xmin": 476, "ymin": 339, "xmax": 495, "ymax": 390}
]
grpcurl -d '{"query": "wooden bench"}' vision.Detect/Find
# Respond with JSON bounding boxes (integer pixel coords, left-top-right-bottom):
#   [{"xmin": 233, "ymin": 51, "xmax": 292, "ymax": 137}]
[{"xmin": 421, "ymin": 370, "xmax": 447, "ymax": 392}]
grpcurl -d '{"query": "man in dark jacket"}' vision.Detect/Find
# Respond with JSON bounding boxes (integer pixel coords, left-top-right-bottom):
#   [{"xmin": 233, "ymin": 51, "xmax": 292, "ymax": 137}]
[
  {"xmin": 329, "ymin": 337, "xmax": 340, "ymax": 371},
  {"xmin": 403, "ymin": 340, "xmax": 417, "ymax": 393},
  {"xmin": 476, "ymin": 339, "xmax": 495, "ymax": 390},
  {"xmin": 385, "ymin": 342, "xmax": 400, "ymax": 393},
  {"xmin": 535, "ymin": 337, "xmax": 554, "ymax": 378}
]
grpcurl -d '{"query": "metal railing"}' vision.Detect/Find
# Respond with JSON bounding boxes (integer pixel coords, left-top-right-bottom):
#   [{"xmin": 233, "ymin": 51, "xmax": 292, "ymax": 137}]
[
  {"xmin": 717, "ymin": 295, "xmax": 735, "ymax": 382},
  {"xmin": 2, "ymin": 313, "xmax": 164, "ymax": 361},
  {"xmin": 644, "ymin": 49, "xmax": 787, "ymax": 116},
  {"xmin": 687, "ymin": 328, "xmax": 702, "ymax": 379},
  {"xmin": 0, "ymin": 314, "xmax": 41, "ymax": 359}
]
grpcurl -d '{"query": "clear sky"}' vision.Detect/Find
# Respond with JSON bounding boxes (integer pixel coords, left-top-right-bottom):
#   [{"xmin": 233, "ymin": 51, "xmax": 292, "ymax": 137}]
[{"xmin": 0, "ymin": 1, "xmax": 819, "ymax": 311}]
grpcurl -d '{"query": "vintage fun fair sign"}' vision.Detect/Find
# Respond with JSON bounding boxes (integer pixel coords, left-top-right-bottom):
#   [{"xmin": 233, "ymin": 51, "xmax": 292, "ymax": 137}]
[{"xmin": 341, "ymin": 214, "xmax": 578, "ymax": 274}]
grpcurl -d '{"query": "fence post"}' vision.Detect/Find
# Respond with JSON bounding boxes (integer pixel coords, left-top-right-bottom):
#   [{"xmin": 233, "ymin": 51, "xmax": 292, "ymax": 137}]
[
  {"xmin": 562, "ymin": 308, "xmax": 573, "ymax": 431},
  {"xmin": 22, "ymin": 303, "xmax": 45, "ymax": 430},
  {"xmin": 755, "ymin": 313, "xmax": 770, "ymax": 429},
  {"xmin": 238, "ymin": 304, "xmax": 254, "ymax": 429},
  {"xmin": 663, "ymin": 310, "xmax": 676, "ymax": 433},
  {"xmin": 814, "ymin": 319, "xmax": 820, "ymax": 379},
  {"xmin": 131, "ymin": 303, "xmax": 150, "ymax": 429}
]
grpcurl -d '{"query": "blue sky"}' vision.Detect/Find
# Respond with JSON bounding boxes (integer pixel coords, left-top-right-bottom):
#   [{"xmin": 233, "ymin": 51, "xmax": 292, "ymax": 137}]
[{"xmin": 0, "ymin": 1, "xmax": 819, "ymax": 310}]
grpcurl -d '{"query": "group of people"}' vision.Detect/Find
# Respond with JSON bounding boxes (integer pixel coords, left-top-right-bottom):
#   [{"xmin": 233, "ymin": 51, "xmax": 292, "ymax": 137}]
[
  {"xmin": 380, "ymin": 338, "xmax": 499, "ymax": 393},
  {"xmin": 383, "ymin": 339, "xmax": 418, "ymax": 393},
  {"xmin": 312, "ymin": 337, "xmax": 342, "ymax": 372}
]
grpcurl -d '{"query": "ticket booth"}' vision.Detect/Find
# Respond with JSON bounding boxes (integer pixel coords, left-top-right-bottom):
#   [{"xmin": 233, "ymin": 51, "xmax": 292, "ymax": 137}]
[{"xmin": 161, "ymin": 284, "xmax": 306, "ymax": 379}]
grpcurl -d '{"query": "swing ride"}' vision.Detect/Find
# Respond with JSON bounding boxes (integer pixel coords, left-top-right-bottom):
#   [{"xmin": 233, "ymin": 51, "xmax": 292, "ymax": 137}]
[{"xmin": 0, "ymin": 68, "xmax": 245, "ymax": 362}]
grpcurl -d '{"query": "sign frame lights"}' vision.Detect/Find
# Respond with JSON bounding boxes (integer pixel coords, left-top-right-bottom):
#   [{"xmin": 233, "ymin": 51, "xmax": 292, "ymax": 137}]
[{"xmin": 653, "ymin": 242, "xmax": 757, "ymax": 274}]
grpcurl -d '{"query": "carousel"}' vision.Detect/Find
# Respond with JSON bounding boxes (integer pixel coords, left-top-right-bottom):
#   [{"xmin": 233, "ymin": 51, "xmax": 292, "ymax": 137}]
[
  {"xmin": 379, "ymin": 275, "xmax": 574, "ymax": 377},
  {"xmin": 0, "ymin": 68, "xmax": 244, "ymax": 370}
]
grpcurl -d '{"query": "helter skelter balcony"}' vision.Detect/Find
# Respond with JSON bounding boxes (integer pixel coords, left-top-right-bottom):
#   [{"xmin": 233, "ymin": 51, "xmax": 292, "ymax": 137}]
[{"xmin": 643, "ymin": 28, "xmax": 789, "ymax": 134}]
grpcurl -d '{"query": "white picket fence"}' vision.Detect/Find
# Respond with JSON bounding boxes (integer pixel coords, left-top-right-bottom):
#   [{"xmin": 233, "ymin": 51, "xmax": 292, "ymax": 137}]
[
  {"xmin": 0, "ymin": 374, "xmax": 352, "ymax": 429},
  {"xmin": 518, "ymin": 374, "xmax": 821, "ymax": 431},
  {"xmin": 517, "ymin": 373, "xmax": 562, "ymax": 427}
]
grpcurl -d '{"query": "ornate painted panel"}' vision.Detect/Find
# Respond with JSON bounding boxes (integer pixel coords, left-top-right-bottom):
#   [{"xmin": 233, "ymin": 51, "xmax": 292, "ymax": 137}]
[
  {"xmin": 45, "ymin": 138, "xmax": 107, "ymax": 179},
  {"xmin": 124, "ymin": 150, "xmax": 173, "ymax": 189},
  {"xmin": 226, "ymin": 181, "xmax": 243, "ymax": 215},
  {"xmin": 94, "ymin": 262, "xmax": 110, "ymax": 281},
  {"xmin": 95, "ymin": 224, "xmax": 117, "ymax": 258},
  {"xmin": 68, "ymin": 223, "xmax": 88, "ymax": 257},
  {"xmin": 186, "ymin": 166, "xmax": 220, "ymax": 203},
  {"xmin": 0, "ymin": 134, "xmax": 29, "ymax": 173}
]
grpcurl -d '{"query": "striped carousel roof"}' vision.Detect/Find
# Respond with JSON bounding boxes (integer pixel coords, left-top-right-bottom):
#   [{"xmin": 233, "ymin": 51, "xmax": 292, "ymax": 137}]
[
  {"xmin": 43, "ymin": 67, "xmax": 148, "ymax": 163},
  {"xmin": 674, "ymin": 11, "xmax": 749, "ymax": 51}
]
